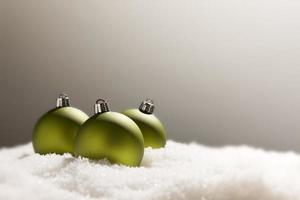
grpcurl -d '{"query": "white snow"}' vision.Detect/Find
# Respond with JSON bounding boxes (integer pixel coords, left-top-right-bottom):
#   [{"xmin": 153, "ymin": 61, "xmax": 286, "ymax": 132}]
[{"xmin": 1, "ymin": 141, "xmax": 300, "ymax": 200}]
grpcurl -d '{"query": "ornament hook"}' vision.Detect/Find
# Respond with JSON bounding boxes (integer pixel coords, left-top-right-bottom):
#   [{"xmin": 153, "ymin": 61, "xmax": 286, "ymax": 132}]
[
  {"xmin": 139, "ymin": 98, "xmax": 155, "ymax": 114},
  {"xmin": 56, "ymin": 93, "xmax": 70, "ymax": 107},
  {"xmin": 94, "ymin": 98, "xmax": 110, "ymax": 114}
]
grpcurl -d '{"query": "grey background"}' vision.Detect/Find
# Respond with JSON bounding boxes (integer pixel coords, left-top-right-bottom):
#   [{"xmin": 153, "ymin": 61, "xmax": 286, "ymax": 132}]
[{"xmin": 1, "ymin": 0, "xmax": 300, "ymax": 151}]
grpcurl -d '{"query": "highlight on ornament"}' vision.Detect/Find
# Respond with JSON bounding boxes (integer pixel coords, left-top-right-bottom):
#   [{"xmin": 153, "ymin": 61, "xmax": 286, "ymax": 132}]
[{"xmin": 32, "ymin": 94, "xmax": 167, "ymax": 167}]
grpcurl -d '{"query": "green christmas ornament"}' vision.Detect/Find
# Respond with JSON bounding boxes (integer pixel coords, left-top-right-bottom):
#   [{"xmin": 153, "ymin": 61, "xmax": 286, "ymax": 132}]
[
  {"xmin": 32, "ymin": 94, "xmax": 89, "ymax": 155},
  {"xmin": 122, "ymin": 99, "xmax": 167, "ymax": 148},
  {"xmin": 74, "ymin": 99, "xmax": 144, "ymax": 167}
]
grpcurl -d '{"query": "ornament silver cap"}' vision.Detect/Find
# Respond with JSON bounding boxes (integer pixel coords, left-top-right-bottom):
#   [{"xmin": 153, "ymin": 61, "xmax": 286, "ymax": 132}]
[
  {"xmin": 94, "ymin": 99, "xmax": 110, "ymax": 114},
  {"xmin": 56, "ymin": 93, "xmax": 70, "ymax": 107},
  {"xmin": 139, "ymin": 99, "xmax": 155, "ymax": 114}
]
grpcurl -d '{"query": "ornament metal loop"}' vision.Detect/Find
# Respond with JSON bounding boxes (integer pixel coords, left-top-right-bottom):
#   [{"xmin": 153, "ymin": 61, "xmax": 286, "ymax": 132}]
[
  {"xmin": 94, "ymin": 98, "xmax": 110, "ymax": 114},
  {"xmin": 139, "ymin": 98, "xmax": 155, "ymax": 114},
  {"xmin": 56, "ymin": 93, "xmax": 71, "ymax": 107}
]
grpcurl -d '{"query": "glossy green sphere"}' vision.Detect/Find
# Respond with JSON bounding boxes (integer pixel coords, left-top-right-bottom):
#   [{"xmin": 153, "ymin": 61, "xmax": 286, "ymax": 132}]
[
  {"xmin": 74, "ymin": 112, "xmax": 144, "ymax": 167},
  {"xmin": 122, "ymin": 109, "xmax": 166, "ymax": 148},
  {"xmin": 33, "ymin": 107, "xmax": 89, "ymax": 155}
]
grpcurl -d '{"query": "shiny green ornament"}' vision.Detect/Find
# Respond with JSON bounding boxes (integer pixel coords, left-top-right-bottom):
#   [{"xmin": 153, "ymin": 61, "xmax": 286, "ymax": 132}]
[
  {"xmin": 75, "ymin": 99, "xmax": 144, "ymax": 167},
  {"xmin": 32, "ymin": 94, "xmax": 89, "ymax": 155},
  {"xmin": 122, "ymin": 99, "xmax": 167, "ymax": 149}
]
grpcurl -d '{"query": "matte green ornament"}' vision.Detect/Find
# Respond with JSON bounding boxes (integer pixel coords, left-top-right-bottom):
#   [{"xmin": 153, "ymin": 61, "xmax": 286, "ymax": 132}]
[
  {"xmin": 74, "ymin": 99, "xmax": 144, "ymax": 167},
  {"xmin": 32, "ymin": 94, "xmax": 89, "ymax": 155},
  {"xmin": 122, "ymin": 99, "xmax": 167, "ymax": 149}
]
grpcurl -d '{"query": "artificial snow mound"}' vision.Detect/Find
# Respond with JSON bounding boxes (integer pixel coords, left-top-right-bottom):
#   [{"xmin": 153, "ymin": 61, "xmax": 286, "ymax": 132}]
[{"xmin": 0, "ymin": 141, "xmax": 300, "ymax": 200}]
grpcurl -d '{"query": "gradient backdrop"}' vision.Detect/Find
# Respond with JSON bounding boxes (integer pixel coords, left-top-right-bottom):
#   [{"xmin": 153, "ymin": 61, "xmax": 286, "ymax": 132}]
[{"xmin": 1, "ymin": 0, "xmax": 300, "ymax": 151}]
